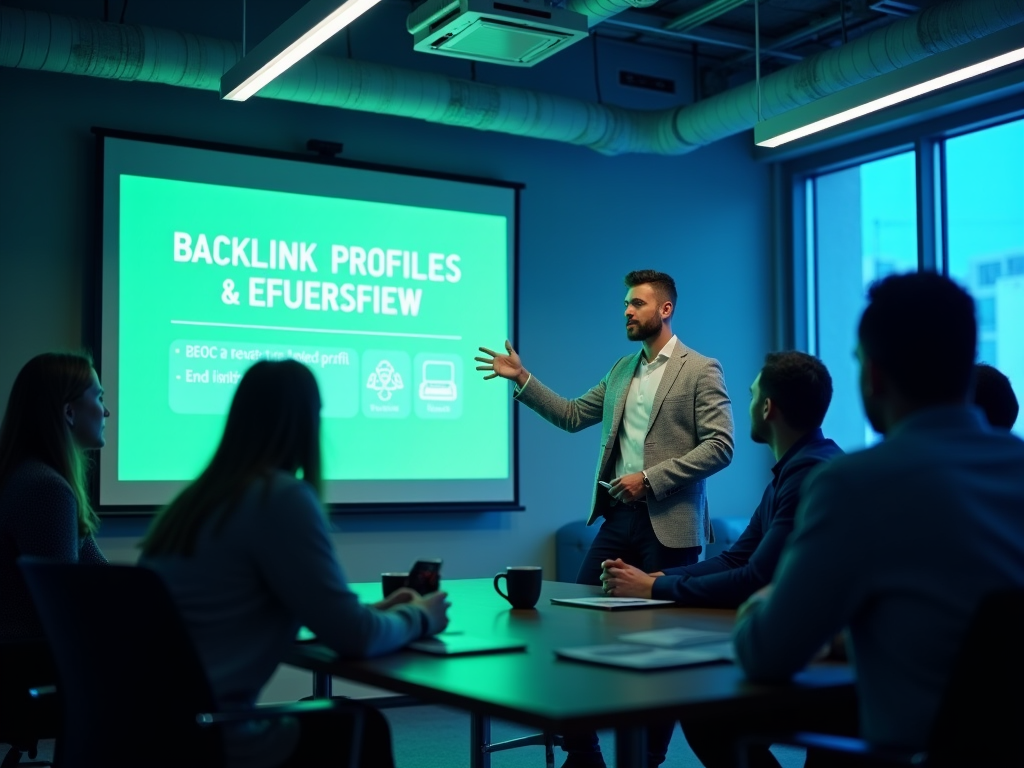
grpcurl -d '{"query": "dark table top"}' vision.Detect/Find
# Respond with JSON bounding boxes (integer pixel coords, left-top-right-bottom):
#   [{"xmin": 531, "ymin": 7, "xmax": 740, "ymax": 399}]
[{"xmin": 285, "ymin": 579, "xmax": 853, "ymax": 732}]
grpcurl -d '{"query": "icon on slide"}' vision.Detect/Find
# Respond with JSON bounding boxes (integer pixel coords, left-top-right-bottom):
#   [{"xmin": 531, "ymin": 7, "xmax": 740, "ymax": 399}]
[
  {"xmin": 367, "ymin": 360, "xmax": 404, "ymax": 401},
  {"xmin": 418, "ymin": 361, "xmax": 458, "ymax": 402}
]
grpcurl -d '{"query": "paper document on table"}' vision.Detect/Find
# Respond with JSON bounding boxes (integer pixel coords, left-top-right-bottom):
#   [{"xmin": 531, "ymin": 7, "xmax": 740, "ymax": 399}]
[
  {"xmin": 555, "ymin": 641, "xmax": 734, "ymax": 670},
  {"xmin": 618, "ymin": 627, "xmax": 732, "ymax": 648},
  {"xmin": 549, "ymin": 597, "xmax": 675, "ymax": 611}
]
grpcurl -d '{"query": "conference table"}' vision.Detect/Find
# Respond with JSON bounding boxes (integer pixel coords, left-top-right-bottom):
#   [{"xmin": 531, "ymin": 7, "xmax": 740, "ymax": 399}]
[{"xmin": 285, "ymin": 579, "xmax": 853, "ymax": 768}]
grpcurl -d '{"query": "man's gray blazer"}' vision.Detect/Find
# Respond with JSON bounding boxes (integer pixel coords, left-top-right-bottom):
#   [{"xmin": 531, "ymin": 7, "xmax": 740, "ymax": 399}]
[{"xmin": 515, "ymin": 342, "xmax": 734, "ymax": 549}]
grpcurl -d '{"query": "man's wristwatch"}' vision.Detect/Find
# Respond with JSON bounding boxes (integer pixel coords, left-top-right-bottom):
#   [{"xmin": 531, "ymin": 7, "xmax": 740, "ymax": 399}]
[{"xmin": 642, "ymin": 472, "xmax": 651, "ymax": 491}]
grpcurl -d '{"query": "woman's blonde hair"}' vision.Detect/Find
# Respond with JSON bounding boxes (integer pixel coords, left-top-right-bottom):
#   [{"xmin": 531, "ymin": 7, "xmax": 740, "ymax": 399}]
[{"xmin": 0, "ymin": 352, "xmax": 101, "ymax": 536}]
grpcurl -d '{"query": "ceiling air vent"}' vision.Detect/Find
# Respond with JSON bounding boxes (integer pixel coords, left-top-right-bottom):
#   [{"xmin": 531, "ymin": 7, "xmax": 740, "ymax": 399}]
[{"xmin": 408, "ymin": 0, "xmax": 589, "ymax": 66}]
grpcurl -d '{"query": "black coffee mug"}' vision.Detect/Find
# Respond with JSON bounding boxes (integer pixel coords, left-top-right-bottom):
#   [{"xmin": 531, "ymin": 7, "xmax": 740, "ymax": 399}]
[
  {"xmin": 493, "ymin": 566, "xmax": 542, "ymax": 609},
  {"xmin": 381, "ymin": 572, "xmax": 409, "ymax": 598}
]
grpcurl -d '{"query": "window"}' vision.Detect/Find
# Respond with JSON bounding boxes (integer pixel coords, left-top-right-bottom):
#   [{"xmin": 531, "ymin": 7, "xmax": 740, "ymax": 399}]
[
  {"xmin": 797, "ymin": 117, "xmax": 1024, "ymax": 439},
  {"xmin": 946, "ymin": 119, "xmax": 1024, "ymax": 436},
  {"xmin": 809, "ymin": 151, "xmax": 918, "ymax": 450}
]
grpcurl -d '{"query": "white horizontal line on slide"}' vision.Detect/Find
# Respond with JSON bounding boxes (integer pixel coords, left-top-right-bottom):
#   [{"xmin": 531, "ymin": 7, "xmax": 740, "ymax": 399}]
[{"xmin": 170, "ymin": 320, "xmax": 462, "ymax": 341}]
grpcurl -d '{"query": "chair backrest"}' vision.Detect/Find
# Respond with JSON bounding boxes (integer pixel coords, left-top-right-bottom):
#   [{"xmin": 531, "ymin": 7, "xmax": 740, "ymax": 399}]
[
  {"xmin": 927, "ymin": 589, "xmax": 1024, "ymax": 768},
  {"xmin": 18, "ymin": 558, "xmax": 224, "ymax": 768},
  {"xmin": 555, "ymin": 520, "xmax": 600, "ymax": 582},
  {"xmin": 0, "ymin": 638, "xmax": 58, "ymax": 752}
]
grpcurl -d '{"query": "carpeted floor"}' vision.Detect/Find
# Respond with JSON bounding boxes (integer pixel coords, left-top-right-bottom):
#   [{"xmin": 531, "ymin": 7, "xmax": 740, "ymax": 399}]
[
  {"xmin": 383, "ymin": 705, "xmax": 806, "ymax": 768},
  {"xmin": 0, "ymin": 708, "xmax": 806, "ymax": 767}
]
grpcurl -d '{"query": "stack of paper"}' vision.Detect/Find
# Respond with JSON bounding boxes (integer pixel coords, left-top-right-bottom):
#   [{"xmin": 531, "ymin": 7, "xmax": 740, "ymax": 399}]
[
  {"xmin": 556, "ymin": 626, "xmax": 734, "ymax": 670},
  {"xmin": 618, "ymin": 627, "xmax": 732, "ymax": 648}
]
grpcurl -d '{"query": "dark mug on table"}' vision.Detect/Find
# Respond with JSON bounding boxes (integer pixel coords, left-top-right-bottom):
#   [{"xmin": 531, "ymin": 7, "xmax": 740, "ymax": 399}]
[
  {"xmin": 381, "ymin": 572, "xmax": 409, "ymax": 598},
  {"xmin": 494, "ymin": 566, "xmax": 542, "ymax": 609}
]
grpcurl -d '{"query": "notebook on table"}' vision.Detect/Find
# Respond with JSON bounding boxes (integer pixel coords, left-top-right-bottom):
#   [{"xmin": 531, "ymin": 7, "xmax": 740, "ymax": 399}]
[
  {"xmin": 549, "ymin": 597, "xmax": 675, "ymax": 611},
  {"xmin": 298, "ymin": 628, "xmax": 525, "ymax": 656},
  {"xmin": 555, "ymin": 641, "xmax": 734, "ymax": 670},
  {"xmin": 408, "ymin": 633, "xmax": 527, "ymax": 656}
]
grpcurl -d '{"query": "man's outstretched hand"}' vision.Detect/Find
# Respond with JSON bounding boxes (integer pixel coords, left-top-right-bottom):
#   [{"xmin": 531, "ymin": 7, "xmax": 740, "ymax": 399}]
[{"xmin": 476, "ymin": 341, "xmax": 529, "ymax": 387}]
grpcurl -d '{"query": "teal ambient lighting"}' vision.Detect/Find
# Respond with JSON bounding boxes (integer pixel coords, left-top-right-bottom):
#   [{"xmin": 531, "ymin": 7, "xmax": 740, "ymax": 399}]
[{"xmin": 755, "ymin": 24, "xmax": 1024, "ymax": 148}]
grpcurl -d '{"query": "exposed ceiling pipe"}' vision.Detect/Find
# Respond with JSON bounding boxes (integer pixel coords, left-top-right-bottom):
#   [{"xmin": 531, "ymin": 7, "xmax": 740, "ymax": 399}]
[
  {"xmin": 1, "ymin": 1, "xmax": 1023, "ymax": 156},
  {"xmin": 723, "ymin": 12, "xmax": 844, "ymax": 66},
  {"xmin": 664, "ymin": 0, "xmax": 750, "ymax": 33},
  {"xmin": 406, "ymin": 0, "xmax": 459, "ymax": 34},
  {"xmin": 601, "ymin": 9, "xmax": 803, "ymax": 61},
  {"xmin": 565, "ymin": 0, "xmax": 660, "ymax": 28}
]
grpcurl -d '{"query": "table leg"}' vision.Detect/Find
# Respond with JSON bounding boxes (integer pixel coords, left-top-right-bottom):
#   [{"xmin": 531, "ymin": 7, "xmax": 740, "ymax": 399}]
[
  {"xmin": 615, "ymin": 724, "xmax": 647, "ymax": 768},
  {"xmin": 470, "ymin": 712, "xmax": 491, "ymax": 768},
  {"xmin": 312, "ymin": 671, "xmax": 332, "ymax": 699}
]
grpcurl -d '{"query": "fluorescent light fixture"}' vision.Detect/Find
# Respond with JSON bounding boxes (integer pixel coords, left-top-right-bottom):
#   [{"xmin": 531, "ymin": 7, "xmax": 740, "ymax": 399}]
[
  {"xmin": 755, "ymin": 23, "xmax": 1024, "ymax": 148},
  {"xmin": 221, "ymin": 0, "xmax": 384, "ymax": 101}
]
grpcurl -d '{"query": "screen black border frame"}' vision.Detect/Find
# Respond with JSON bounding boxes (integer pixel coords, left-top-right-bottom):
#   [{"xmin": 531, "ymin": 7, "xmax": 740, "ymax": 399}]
[{"xmin": 89, "ymin": 127, "xmax": 524, "ymax": 516}]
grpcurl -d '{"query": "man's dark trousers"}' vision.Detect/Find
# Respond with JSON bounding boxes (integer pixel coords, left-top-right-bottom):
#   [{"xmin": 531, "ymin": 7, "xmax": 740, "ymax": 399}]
[{"xmin": 564, "ymin": 504, "xmax": 701, "ymax": 766}]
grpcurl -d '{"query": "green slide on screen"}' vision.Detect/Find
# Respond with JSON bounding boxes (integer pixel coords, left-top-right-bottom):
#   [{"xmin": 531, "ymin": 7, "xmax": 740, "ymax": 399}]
[{"xmin": 118, "ymin": 175, "xmax": 510, "ymax": 483}]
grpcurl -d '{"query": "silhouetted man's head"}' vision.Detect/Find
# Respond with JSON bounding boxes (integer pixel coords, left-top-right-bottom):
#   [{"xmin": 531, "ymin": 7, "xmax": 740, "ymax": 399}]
[
  {"xmin": 750, "ymin": 352, "xmax": 833, "ymax": 444},
  {"xmin": 973, "ymin": 363, "xmax": 1019, "ymax": 430},
  {"xmin": 857, "ymin": 273, "xmax": 976, "ymax": 434}
]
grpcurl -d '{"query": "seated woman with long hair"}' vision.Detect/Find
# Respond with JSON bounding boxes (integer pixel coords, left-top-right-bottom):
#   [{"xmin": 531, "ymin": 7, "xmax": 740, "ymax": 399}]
[
  {"xmin": 140, "ymin": 360, "xmax": 449, "ymax": 768},
  {"xmin": 0, "ymin": 352, "xmax": 109, "ymax": 750},
  {"xmin": 0, "ymin": 352, "xmax": 109, "ymax": 642}
]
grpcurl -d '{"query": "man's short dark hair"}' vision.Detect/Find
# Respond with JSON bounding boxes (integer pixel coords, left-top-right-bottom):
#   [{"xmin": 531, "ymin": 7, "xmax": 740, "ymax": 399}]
[
  {"xmin": 974, "ymin": 363, "xmax": 1019, "ymax": 430},
  {"xmin": 624, "ymin": 270, "xmax": 677, "ymax": 308},
  {"xmin": 858, "ymin": 273, "xmax": 976, "ymax": 405},
  {"xmin": 759, "ymin": 351, "xmax": 833, "ymax": 431}
]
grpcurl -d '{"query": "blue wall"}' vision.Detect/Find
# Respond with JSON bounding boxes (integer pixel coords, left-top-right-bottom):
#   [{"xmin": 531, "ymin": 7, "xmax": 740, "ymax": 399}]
[{"xmin": 0, "ymin": 0, "xmax": 774, "ymax": 584}]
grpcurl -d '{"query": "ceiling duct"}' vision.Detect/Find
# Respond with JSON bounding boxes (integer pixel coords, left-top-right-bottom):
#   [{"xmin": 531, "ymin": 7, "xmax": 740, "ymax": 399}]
[
  {"xmin": 1, "ymin": 0, "xmax": 1023, "ymax": 155},
  {"xmin": 563, "ymin": 0, "xmax": 660, "ymax": 27}
]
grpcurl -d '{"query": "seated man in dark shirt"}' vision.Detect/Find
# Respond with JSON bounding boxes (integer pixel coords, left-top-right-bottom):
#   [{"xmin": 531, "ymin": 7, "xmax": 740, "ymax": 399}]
[
  {"xmin": 601, "ymin": 350, "xmax": 842, "ymax": 608},
  {"xmin": 599, "ymin": 351, "xmax": 842, "ymax": 768}
]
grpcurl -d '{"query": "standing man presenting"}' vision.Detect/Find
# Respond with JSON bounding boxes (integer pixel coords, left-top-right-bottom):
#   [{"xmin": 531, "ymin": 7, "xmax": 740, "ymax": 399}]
[{"xmin": 477, "ymin": 270, "xmax": 734, "ymax": 582}]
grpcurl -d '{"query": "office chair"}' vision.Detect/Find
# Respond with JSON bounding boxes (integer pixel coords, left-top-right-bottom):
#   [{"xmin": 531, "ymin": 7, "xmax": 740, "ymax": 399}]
[
  {"xmin": 739, "ymin": 589, "xmax": 1024, "ymax": 768},
  {"xmin": 18, "ymin": 558, "xmax": 376, "ymax": 768},
  {"xmin": 0, "ymin": 639, "xmax": 55, "ymax": 768}
]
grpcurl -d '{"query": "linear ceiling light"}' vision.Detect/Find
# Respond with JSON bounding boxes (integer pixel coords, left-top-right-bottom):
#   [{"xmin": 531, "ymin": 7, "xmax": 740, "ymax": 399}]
[
  {"xmin": 664, "ymin": 0, "xmax": 749, "ymax": 34},
  {"xmin": 221, "ymin": 0, "xmax": 384, "ymax": 101},
  {"xmin": 755, "ymin": 23, "xmax": 1024, "ymax": 148}
]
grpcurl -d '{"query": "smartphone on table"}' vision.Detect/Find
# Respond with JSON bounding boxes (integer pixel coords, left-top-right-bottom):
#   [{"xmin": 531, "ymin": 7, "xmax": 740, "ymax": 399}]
[{"xmin": 407, "ymin": 558, "xmax": 443, "ymax": 595}]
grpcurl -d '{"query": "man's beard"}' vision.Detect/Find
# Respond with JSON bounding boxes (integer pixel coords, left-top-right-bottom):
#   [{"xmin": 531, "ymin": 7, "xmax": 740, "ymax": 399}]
[
  {"xmin": 750, "ymin": 416, "xmax": 769, "ymax": 445},
  {"xmin": 627, "ymin": 315, "xmax": 662, "ymax": 341}
]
